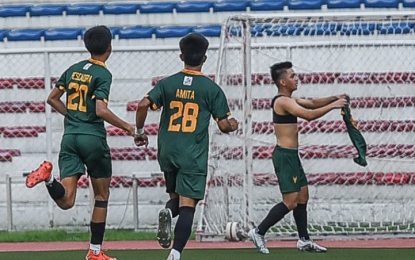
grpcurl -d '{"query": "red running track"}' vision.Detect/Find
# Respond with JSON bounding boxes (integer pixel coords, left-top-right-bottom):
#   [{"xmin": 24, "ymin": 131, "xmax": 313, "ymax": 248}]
[{"xmin": 0, "ymin": 239, "xmax": 414, "ymax": 252}]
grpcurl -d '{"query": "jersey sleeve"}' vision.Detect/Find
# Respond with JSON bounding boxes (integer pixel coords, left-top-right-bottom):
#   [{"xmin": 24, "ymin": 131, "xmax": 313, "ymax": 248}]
[
  {"xmin": 56, "ymin": 71, "xmax": 67, "ymax": 91},
  {"xmin": 92, "ymin": 71, "xmax": 112, "ymax": 103},
  {"xmin": 146, "ymin": 81, "xmax": 164, "ymax": 110},
  {"xmin": 210, "ymin": 85, "xmax": 231, "ymax": 121}
]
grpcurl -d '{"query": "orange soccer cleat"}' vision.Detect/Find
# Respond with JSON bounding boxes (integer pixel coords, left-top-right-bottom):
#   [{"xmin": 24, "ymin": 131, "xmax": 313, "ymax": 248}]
[
  {"xmin": 25, "ymin": 161, "xmax": 53, "ymax": 188},
  {"xmin": 85, "ymin": 250, "xmax": 118, "ymax": 260}
]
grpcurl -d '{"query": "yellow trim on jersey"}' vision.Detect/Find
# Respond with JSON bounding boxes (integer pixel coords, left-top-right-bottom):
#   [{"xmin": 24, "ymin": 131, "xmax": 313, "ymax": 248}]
[
  {"xmin": 91, "ymin": 95, "xmax": 108, "ymax": 103},
  {"xmin": 215, "ymin": 112, "xmax": 231, "ymax": 122},
  {"xmin": 145, "ymin": 94, "xmax": 159, "ymax": 110},
  {"xmin": 88, "ymin": 58, "xmax": 107, "ymax": 68},
  {"xmin": 181, "ymin": 69, "xmax": 204, "ymax": 76},
  {"xmin": 58, "ymin": 85, "xmax": 66, "ymax": 91}
]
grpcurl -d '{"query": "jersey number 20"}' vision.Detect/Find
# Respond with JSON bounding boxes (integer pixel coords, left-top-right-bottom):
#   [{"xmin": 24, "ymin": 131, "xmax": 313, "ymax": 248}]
[
  {"xmin": 168, "ymin": 101, "xmax": 199, "ymax": 133},
  {"xmin": 67, "ymin": 82, "xmax": 89, "ymax": 112}
]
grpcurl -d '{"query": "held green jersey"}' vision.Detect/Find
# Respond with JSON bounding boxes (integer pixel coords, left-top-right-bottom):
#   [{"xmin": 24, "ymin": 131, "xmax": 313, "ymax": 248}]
[
  {"xmin": 146, "ymin": 69, "xmax": 231, "ymax": 174},
  {"xmin": 56, "ymin": 58, "xmax": 111, "ymax": 138}
]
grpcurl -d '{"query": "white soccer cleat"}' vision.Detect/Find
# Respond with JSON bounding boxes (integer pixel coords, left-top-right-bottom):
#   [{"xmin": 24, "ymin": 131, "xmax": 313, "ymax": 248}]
[
  {"xmin": 248, "ymin": 228, "xmax": 270, "ymax": 254},
  {"xmin": 297, "ymin": 238, "xmax": 327, "ymax": 253}
]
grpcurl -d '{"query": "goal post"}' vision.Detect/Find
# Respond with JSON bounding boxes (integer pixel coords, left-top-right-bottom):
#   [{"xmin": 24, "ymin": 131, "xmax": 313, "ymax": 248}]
[{"xmin": 197, "ymin": 11, "xmax": 415, "ymax": 241}]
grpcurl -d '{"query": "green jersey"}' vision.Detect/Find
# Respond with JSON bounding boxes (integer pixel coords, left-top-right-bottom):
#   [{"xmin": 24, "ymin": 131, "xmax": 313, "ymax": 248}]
[
  {"xmin": 147, "ymin": 69, "xmax": 230, "ymax": 174},
  {"xmin": 56, "ymin": 58, "xmax": 111, "ymax": 138}
]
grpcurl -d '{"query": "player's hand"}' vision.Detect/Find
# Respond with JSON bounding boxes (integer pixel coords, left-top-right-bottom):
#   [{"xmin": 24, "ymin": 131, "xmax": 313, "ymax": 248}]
[
  {"xmin": 127, "ymin": 125, "xmax": 135, "ymax": 137},
  {"xmin": 335, "ymin": 93, "xmax": 350, "ymax": 100},
  {"xmin": 332, "ymin": 98, "xmax": 348, "ymax": 108},
  {"xmin": 229, "ymin": 118, "xmax": 239, "ymax": 132},
  {"xmin": 134, "ymin": 134, "xmax": 149, "ymax": 147}
]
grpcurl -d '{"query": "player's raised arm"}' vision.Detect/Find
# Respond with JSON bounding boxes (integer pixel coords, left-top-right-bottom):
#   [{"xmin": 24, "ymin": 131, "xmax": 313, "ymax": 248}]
[
  {"xmin": 96, "ymin": 99, "xmax": 135, "ymax": 136},
  {"xmin": 217, "ymin": 117, "xmax": 238, "ymax": 133},
  {"xmin": 294, "ymin": 93, "xmax": 349, "ymax": 109},
  {"xmin": 47, "ymin": 87, "xmax": 67, "ymax": 116},
  {"xmin": 281, "ymin": 96, "xmax": 347, "ymax": 121}
]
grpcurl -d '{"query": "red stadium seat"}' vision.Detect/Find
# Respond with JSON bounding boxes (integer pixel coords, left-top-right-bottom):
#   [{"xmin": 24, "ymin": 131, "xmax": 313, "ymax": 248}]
[
  {"xmin": 0, "ymin": 78, "xmax": 16, "ymax": 89},
  {"xmin": 0, "ymin": 101, "xmax": 29, "ymax": 113},
  {"xmin": 17, "ymin": 77, "xmax": 45, "ymax": 89}
]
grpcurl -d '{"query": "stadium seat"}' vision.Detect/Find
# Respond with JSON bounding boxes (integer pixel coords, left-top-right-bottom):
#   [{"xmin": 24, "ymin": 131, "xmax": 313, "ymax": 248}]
[
  {"xmin": 44, "ymin": 28, "xmax": 82, "ymax": 41},
  {"xmin": 288, "ymin": 0, "xmax": 323, "ymax": 10},
  {"xmin": 3, "ymin": 127, "xmax": 39, "ymax": 138},
  {"xmin": 339, "ymin": 23, "xmax": 375, "ymax": 35},
  {"xmin": 0, "ymin": 78, "xmax": 15, "ymax": 89},
  {"xmin": 377, "ymin": 22, "xmax": 415, "ymax": 34},
  {"xmin": 29, "ymin": 5, "xmax": 66, "ymax": 16},
  {"xmin": 110, "ymin": 147, "xmax": 147, "ymax": 160},
  {"xmin": 303, "ymin": 23, "xmax": 341, "ymax": 35},
  {"xmin": 176, "ymin": 2, "xmax": 213, "ymax": 12},
  {"xmin": 402, "ymin": 0, "xmax": 415, "ymax": 7},
  {"xmin": 138, "ymin": 2, "xmax": 175, "ymax": 13},
  {"xmin": 66, "ymin": 4, "xmax": 103, "ymax": 15},
  {"xmin": 28, "ymin": 102, "xmax": 46, "ymax": 113},
  {"xmin": 0, "ymin": 30, "xmax": 9, "ymax": 41},
  {"xmin": 363, "ymin": 0, "xmax": 399, "ymax": 8},
  {"xmin": 327, "ymin": 0, "xmax": 362, "ymax": 9},
  {"xmin": 192, "ymin": 25, "xmax": 221, "ymax": 37},
  {"xmin": 6, "ymin": 29, "xmax": 45, "ymax": 41},
  {"xmin": 102, "ymin": 3, "xmax": 139, "ymax": 15},
  {"xmin": 266, "ymin": 24, "xmax": 304, "ymax": 36},
  {"xmin": 0, "ymin": 150, "xmax": 14, "ymax": 162},
  {"xmin": 0, "ymin": 5, "xmax": 29, "ymax": 17},
  {"xmin": 155, "ymin": 26, "xmax": 193, "ymax": 38},
  {"xmin": 118, "ymin": 27, "xmax": 156, "ymax": 39},
  {"xmin": 17, "ymin": 78, "xmax": 45, "ymax": 88},
  {"xmin": 249, "ymin": 0, "xmax": 286, "ymax": 11},
  {"xmin": 0, "ymin": 101, "xmax": 29, "ymax": 113},
  {"xmin": 212, "ymin": 1, "xmax": 249, "ymax": 12}
]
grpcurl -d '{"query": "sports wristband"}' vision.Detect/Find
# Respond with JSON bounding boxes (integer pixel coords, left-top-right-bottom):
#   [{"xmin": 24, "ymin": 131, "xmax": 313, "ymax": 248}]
[{"xmin": 136, "ymin": 128, "xmax": 144, "ymax": 135}]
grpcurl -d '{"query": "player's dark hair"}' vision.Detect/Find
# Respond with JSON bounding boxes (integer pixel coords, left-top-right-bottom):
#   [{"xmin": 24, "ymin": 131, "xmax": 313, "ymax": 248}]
[
  {"xmin": 179, "ymin": 33, "xmax": 209, "ymax": 66},
  {"xmin": 84, "ymin": 26, "xmax": 112, "ymax": 56},
  {"xmin": 270, "ymin": 61, "xmax": 293, "ymax": 87}
]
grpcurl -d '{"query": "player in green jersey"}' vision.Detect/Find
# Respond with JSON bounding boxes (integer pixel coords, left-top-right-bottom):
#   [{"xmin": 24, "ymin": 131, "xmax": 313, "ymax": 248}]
[
  {"xmin": 134, "ymin": 33, "xmax": 238, "ymax": 260},
  {"xmin": 248, "ymin": 61, "xmax": 348, "ymax": 254},
  {"xmin": 26, "ymin": 26, "xmax": 134, "ymax": 260}
]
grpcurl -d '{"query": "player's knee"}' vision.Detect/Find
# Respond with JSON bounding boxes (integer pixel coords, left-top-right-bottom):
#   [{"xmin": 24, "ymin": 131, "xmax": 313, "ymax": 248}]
[
  {"xmin": 58, "ymin": 200, "xmax": 75, "ymax": 210},
  {"xmin": 285, "ymin": 201, "xmax": 298, "ymax": 210},
  {"xmin": 94, "ymin": 192, "xmax": 110, "ymax": 202}
]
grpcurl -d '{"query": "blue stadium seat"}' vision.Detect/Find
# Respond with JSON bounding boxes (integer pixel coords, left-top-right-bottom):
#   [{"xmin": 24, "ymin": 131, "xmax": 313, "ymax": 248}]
[
  {"xmin": 6, "ymin": 29, "xmax": 45, "ymax": 41},
  {"xmin": 118, "ymin": 27, "xmax": 156, "ymax": 39},
  {"xmin": 402, "ymin": 0, "xmax": 415, "ymax": 7},
  {"xmin": 251, "ymin": 24, "xmax": 270, "ymax": 36},
  {"xmin": 176, "ymin": 2, "xmax": 212, "ymax": 13},
  {"xmin": 139, "ymin": 3, "xmax": 175, "ymax": 13},
  {"xmin": 340, "ymin": 23, "xmax": 375, "ymax": 35},
  {"xmin": 327, "ymin": 0, "xmax": 362, "ymax": 9},
  {"xmin": 155, "ymin": 27, "xmax": 193, "ymax": 38},
  {"xmin": 377, "ymin": 22, "xmax": 415, "ymax": 34},
  {"xmin": 213, "ymin": 1, "xmax": 249, "ymax": 12},
  {"xmin": 288, "ymin": 0, "xmax": 323, "ymax": 10},
  {"xmin": 303, "ymin": 23, "xmax": 341, "ymax": 35},
  {"xmin": 192, "ymin": 26, "xmax": 221, "ymax": 37},
  {"xmin": 250, "ymin": 1, "xmax": 286, "ymax": 11},
  {"xmin": 266, "ymin": 24, "xmax": 304, "ymax": 36},
  {"xmin": 363, "ymin": 0, "xmax": 399, "ymax": 8},
  {"xmin": 103, "ymin": 4, "xmax": 139, "ymax": 15},
  {"xmin": 29, "ymin": 5, "xmax": 66, "ymax": 16},
  {"xmin": 0, "ymin": 30, "xmax": 9, "ymax": 41},
  {"xmin": 66, "ymin": 4, "xmax": 103, "ymax": 15},
  {"xmin": 0, "ymin": 5, "xmax": 30, "ymax": 17},
  {"xmin": 44, "ymin": 28, "xmax": 82, "ymax": 41}
]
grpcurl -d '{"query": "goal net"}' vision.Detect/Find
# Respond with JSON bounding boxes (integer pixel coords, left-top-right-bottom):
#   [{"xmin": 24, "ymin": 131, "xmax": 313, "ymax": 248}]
[{"xmin": 198, "ymin": 11, "xmax": 415, "ymax": 241}]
